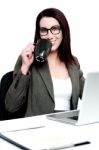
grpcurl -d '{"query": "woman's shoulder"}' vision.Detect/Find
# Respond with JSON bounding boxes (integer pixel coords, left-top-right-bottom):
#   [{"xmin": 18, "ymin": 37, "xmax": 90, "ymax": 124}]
[
  {"xmin": 73, "ymin": 56, "xmax": 84, "ymax": 78},
  {"xmin": 73, "ymin": 56, "xmax": 80, "ymax": 67}
]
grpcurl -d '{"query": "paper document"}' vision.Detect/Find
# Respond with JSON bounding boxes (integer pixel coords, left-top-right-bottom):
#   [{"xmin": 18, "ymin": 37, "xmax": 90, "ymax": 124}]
[
  {"xmin": 0, "ymin": 115, "xmax": 46, "ymax": 132},
  {"xmin": 1, "ymin": 125, "xmax": 90, "ymax": 150}
]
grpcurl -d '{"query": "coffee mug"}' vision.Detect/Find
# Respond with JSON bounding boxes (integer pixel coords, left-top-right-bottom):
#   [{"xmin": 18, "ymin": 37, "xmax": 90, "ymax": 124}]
[{"xmin": 34, "ymin": 39, "xmax": 52, "ymax": 63}]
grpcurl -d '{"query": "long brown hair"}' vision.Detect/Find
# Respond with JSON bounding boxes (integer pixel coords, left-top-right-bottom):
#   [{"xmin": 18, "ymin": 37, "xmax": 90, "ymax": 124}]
[{"xmin": 34, "ymin": 8, "xmax": 76, "ymax": 65}]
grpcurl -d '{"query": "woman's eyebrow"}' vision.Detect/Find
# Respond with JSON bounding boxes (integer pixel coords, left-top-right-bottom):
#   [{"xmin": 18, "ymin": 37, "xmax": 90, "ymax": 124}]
[{"xmin": 40, "ymin": 25, "xmax": 60, "ymax": 28}]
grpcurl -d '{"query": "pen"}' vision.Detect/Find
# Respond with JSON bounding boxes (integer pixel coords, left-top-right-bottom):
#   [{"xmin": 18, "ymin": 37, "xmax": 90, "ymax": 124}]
[
  {"xmin": 0, "ymin": 133, "xmax": 30, "ymax": 150},
  {"xmin": 47, "ymin": 141, "xmax": 91, "ymax": 150},
  {"xmin": 74, "ymin": 141, "xmax": 90, "ymax": 147}
]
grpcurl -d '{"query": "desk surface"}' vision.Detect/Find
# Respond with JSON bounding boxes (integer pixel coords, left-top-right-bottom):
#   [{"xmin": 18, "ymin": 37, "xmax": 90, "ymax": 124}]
[{"xmin": 0, "ymin": 115, "xmax": 99, "ymax": 150}]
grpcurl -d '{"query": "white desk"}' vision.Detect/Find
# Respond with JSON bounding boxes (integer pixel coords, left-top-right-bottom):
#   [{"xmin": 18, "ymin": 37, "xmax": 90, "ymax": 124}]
[{"xmin": 0, "ymin": 115, "xmax": 99, "ymax": 150}]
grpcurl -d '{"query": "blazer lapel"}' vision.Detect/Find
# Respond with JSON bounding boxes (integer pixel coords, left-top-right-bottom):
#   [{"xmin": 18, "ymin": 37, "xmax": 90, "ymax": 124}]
[
  {"xmin": 68, "ymin": 64, "xmax": 79, "ymax": 86},
  {"xmin": 68, "ymin": 64, "xmax": 79, "ymax": 109},
  {"xmin": 36, "ymin": 62, "xmax": 54, "ymax": 101}
]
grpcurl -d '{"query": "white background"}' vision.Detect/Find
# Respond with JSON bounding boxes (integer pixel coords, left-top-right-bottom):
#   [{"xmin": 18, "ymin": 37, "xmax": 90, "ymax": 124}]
[{"xmin": 0, "ymin": 0, "xmax": 99, "ymax": 79}]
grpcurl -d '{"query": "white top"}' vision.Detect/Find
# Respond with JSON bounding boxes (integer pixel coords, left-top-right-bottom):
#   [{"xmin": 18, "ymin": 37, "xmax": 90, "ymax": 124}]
[{"xmin": 52, "ymin": 77, "xmax": 72, "ymax": 110}]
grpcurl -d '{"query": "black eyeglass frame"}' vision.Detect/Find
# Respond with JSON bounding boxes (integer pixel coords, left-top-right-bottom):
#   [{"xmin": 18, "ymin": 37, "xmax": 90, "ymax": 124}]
[{"xmin": 40, "ymin": 25, "xmax": 61, "ymax": 36}]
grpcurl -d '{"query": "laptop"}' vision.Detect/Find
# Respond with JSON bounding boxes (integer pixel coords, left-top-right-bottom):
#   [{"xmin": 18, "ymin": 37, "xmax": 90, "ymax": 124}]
[{"xmin": 47, "ymin": 72, "xmax": 99, "ymax": 125}]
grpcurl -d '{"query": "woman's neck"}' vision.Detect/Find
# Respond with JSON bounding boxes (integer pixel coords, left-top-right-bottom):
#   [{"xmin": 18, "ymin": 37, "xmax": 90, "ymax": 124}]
[
  {"xmin": 47, "ymin": 51, "xmax": 60, "ymax": 66},
  {"xmin": 47, "ymin": 51, "xmax": 69, "ymax": 79}
]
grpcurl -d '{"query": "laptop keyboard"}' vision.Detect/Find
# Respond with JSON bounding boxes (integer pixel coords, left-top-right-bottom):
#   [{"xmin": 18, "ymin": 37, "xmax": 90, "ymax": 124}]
[{"xmin": 68, "ymin": 116, "xmax": 78, "ymax": 120}]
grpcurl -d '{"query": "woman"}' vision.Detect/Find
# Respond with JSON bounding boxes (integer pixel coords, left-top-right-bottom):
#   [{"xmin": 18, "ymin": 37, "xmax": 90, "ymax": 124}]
[{"xmin": 5, "ymin": 8, "xmax": 85, "ymax": 117}]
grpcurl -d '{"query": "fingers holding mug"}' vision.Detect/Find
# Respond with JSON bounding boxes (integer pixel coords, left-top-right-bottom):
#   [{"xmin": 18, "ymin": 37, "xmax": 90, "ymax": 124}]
[{"xmin": 21, "ymin": 43, "xmax": 35, "ymax": 75}]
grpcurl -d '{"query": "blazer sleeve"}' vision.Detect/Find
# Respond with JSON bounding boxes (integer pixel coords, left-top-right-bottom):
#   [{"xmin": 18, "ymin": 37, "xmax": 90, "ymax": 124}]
[
  {"xmin": 79, "ymin": 68, "xmax": 85, "ymax": 99},
  {"xmin": 75, "ymin": 57, "xmax": 85, "ymax": 99},
  {"xmin": 5, "ymin": 56, "xmax": 30, "ymax": 113}
]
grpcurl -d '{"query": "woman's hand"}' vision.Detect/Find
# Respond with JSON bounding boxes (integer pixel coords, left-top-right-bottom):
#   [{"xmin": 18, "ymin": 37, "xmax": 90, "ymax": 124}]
[{"xmin": 21, "ymin": 43, "xmax": 35, "ymax": 75}]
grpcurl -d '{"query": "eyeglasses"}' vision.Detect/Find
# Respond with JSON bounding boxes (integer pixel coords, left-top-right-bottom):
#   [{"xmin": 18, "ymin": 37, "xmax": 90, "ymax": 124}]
[{"xmin": 40, "ymin": 25, "xmax": 61, "ymax": 36}]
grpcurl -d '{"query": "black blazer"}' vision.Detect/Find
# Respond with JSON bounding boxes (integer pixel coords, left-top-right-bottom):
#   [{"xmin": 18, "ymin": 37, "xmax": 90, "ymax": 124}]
[{"xmin": 0, "ymin": 71, "xmax": 27, "ymax": 120}]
